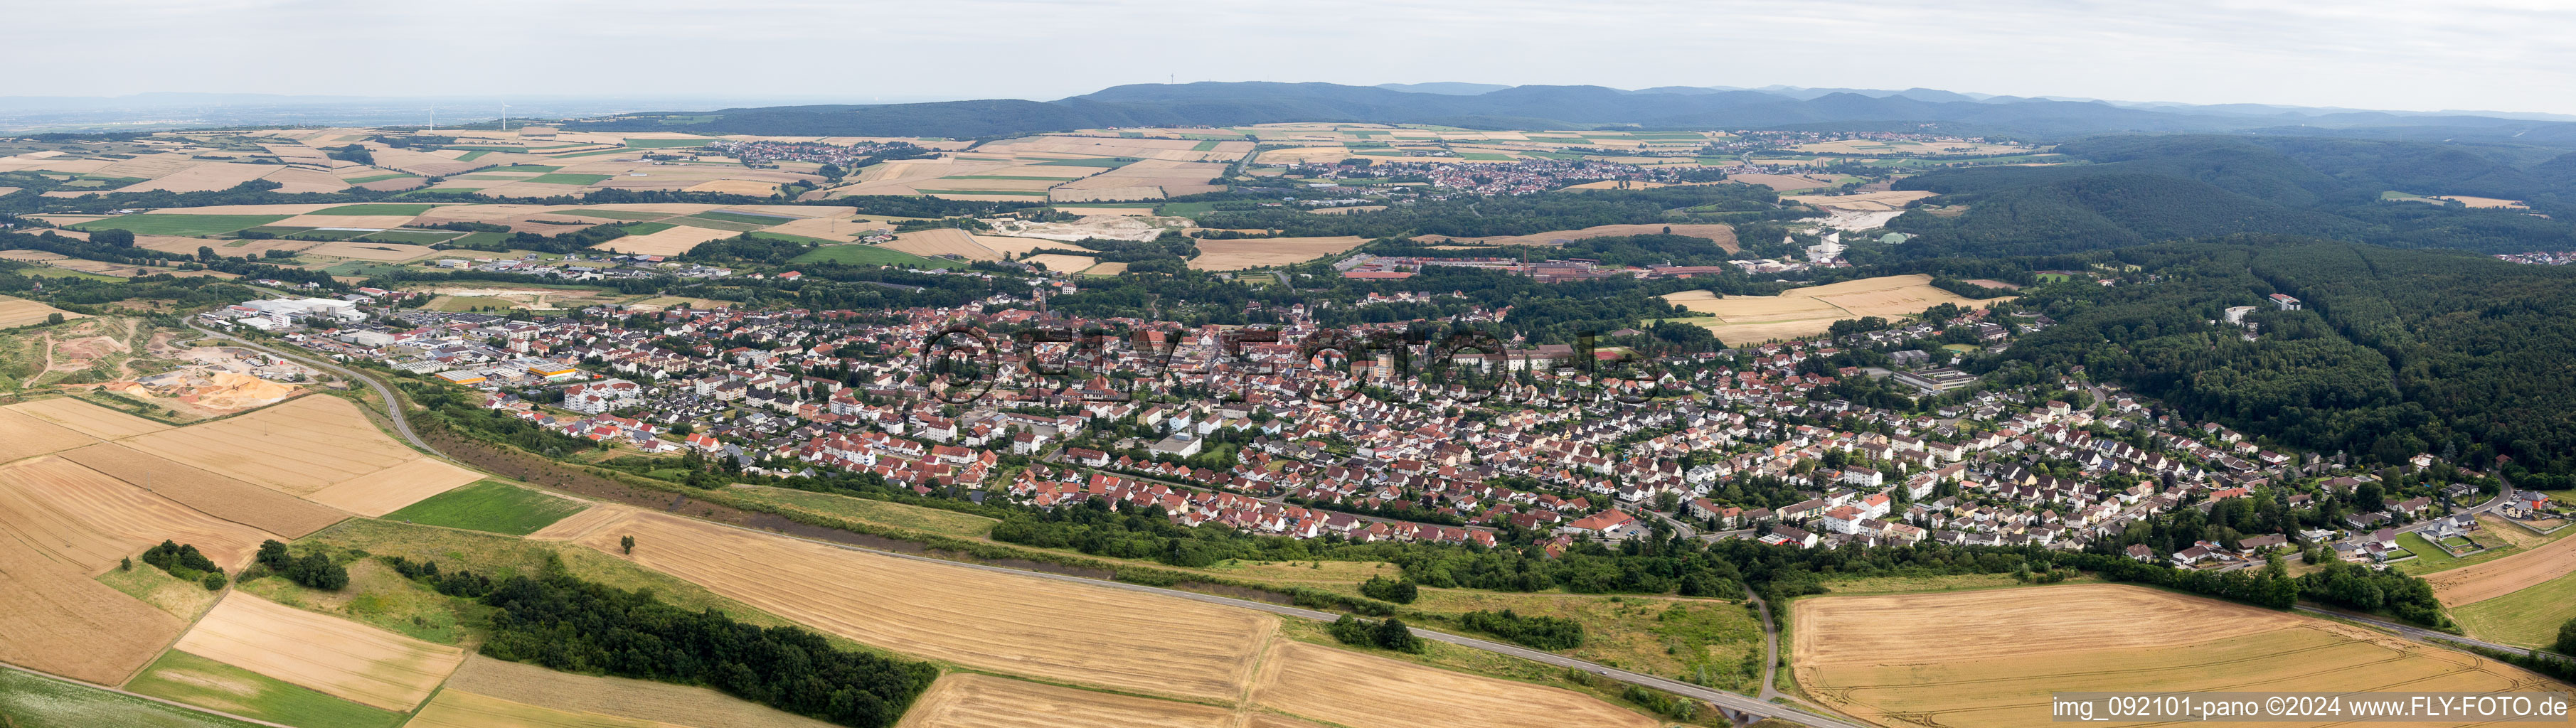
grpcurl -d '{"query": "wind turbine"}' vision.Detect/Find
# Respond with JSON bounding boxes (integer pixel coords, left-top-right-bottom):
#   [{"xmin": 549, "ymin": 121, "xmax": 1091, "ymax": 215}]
[{"xmin": 501, "ymin": 102, "xmax": 510, "ymax": 132}]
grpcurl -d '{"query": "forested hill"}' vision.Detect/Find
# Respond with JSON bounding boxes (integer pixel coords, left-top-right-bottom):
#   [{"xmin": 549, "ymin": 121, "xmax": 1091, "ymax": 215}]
[
  {"xmin": 1998, "ymin": 236, "xmax": 2576, "ymax": 483},
  {"xmin": 1878, "ymin": 135, "xmax": 2576, "ymax": 259},
  {"xmin": 565, "ymin": 82, "xmax": 2541, "ymax": 138}
]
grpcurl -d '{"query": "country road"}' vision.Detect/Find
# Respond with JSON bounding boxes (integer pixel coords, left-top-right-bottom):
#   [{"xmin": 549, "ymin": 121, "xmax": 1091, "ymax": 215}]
[{"xmin": 195, "ymin": 327, "xmax": 1868, "ymax": 727}]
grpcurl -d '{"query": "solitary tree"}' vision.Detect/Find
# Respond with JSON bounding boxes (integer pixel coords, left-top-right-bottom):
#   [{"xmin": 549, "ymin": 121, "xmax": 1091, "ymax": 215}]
[
  {"xmin": 621, "ymin": 535, "xmax": 636, "ymax": 555},
  {"xmin": 45, "ymin": 313, "xmax": 63, "ymax": 326}
]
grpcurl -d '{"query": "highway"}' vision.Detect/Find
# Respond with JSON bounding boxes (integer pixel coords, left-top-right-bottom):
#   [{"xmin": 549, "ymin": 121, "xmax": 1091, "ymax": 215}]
[{"xmin": 193, "ymin": 326, "xmax": 1869, "ymax": 727}]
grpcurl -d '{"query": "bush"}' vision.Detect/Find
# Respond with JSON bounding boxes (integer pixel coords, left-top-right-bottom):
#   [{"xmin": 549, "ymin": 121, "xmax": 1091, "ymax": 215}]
[
  {"xmin": 1458, "ymin": 609, "xmax": 1585, "ymax": 650},
  {"xmin": 1358, "ymin": 575, "xmax": 1418, "ymax": 604},
  {"xmin": 141, "ymin": 540, "xmax": 222, "ymax": 581},
  {"xmin": 1328, "ymin": 614, "xmax": 1423, "ymax": 653},
  {"xmin": 201, "ymin": 572, "xmax": 228, "ymax": 591},
  {"xmin": 258, "ymin": 540, "xmax": 347, "ymax": 590},
  {"xmin": 2559, "ymin": 616, "xmax": 2576, "ymax": 656}
]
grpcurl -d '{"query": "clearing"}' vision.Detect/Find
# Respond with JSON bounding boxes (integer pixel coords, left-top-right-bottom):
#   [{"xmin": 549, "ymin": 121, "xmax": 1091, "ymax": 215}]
[
  {"xmin": 1663, "ymin": 274, "xmax": 2008, "ymax": 343},
  {"xmin": 1188, "ymin": 237, "xmax": 1371, "ymax": 270}
]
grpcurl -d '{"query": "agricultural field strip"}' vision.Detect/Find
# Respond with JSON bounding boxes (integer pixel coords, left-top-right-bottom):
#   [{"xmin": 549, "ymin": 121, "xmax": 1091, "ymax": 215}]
[
  {"xmin": 2426, "ymin": 525, "xmax": 2576, "ymax": 606},
  {"xmin": 173, "ymin": 592, "xmax": 465, "ymax": 711},
  {"xmin": 0, "ymin": 660, "xmax": 298, "ymax": 728},
  {"xmin": 405, "ymin": 688, "xmax": 686, "ymax": 728},
  {"xmin": 114, "ymin": 395, "xmax": 445, "ymax": 496},
  {"xmin": 442, "ymin": 653, "xmax": 836, "ymax": 728},
  {"xmin": 0, "ymin": 455, "xmax": 281, "ymax": 574},
  {"xmin": 534, "ymin": 506, "xmax": 1853, "ymax": 727},
  {"xmin": 893, "ymin": 673, "xmax": 1238, "ymax": 728}
]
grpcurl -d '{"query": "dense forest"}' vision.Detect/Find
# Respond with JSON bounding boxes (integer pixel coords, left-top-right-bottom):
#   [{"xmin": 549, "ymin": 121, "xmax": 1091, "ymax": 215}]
[
  {"xmin": 1998, "ymin": 236, "xmax": 2576, "ymax": 480},
  {"xmin": 1873, "ymin": 134, "xmax": 2576, "ymax": 259}
]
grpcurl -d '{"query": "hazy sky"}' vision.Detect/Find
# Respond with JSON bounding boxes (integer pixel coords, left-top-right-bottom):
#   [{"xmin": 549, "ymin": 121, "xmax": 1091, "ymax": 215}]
[{"xmin": 14, "ymin": 0, "xmax": 2575, "ymax": 114}]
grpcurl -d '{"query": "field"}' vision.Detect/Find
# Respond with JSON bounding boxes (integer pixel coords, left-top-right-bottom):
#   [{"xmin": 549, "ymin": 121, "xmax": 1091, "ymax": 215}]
[
  {"xmin": 124, "ymin": 651, "xmax": 408, "ymax": 728},
  {"xmin": 592, "ymin": 224, "xmax": 735, "ymax": 255},
  {"xmin": 1187, "ymin": 236, "xmax": 1371, "ymax": 270},
  {"xmin": 70, "ymin": 213, "xmax": 291, "ymax": 236},
  {"xmin": 0, "ymin": 295, "xmax": 85, "ymax": 328},
  {"xmin": 881, "ymin": 228, "xmax": 1001, "ymax": 260},
  {"xmin": 173, "ymin": 593, "xmax": 466, "ymax": 711},
  {"xmin": 787, "ymin": 243, "xmax": 962, "ymax": 268},
  {"xmin": 378, "ymin": 480, "xmax": 587, "ymax": 535},
  {"xmin": 0, "ymin": 668, "xmax": 265, "ymax": 728},
  {"xmin": 722, "ymin": 486, "xmax": 999, "ymax": 540},
  {"xmin": 1663, "ymin": 274, "xmax": 2008, "ymax": 343},
  {"xmin": 2425, "ymin": 525, "xmax": 2576, "ymax": 606},
  {"xmin": 1248, "ymin": 641, "xmax": 1659, "ymax": 728},
  {"xmin": 1023, "ymin": 252, "xmax": 1097, "ymax": 273},
  {"xmin": 1782, "ymin": 190, "xmax": 1938, "ymax": 212},
  {"xmin": 96, "ymin": 553, "xmax": 224, "ymax": 619},
  {"xmin": 0, "ymin": 522, "xmax": 188, "ymax": 684},
  {"xmin": 404, "ymin": 689, "xmax": 681, "ymax": 728},
  {"xmin": 297, "ymin": 240, "xmax": 437, "ymax": 261},
  {"xmin": 117, "ymin": 395, "xmax": 479, "ymax": 514},
  {"xmin": 0, "ymin": 455, "xmax": 282, "ymax": 574},
  {"xmin": 895, "ymin": 673, "xmax": 1236, "ymax": 728},
  {"xmin": 1724, "ymin": 173, "xmax": 1846, "ymax": 191},
  {"xmin": 0, "ymin": 407, "xmax": 105, "ymax": 462},
  {"xmin": 1415, "ymin": 223, "xmax": 1737, "ymax": 250},
  {"xmin": 2452, "ymin": 567, "xmax": 2576, "ymax": 648},
  {"xmin": 441, "ymin": 654, "xmax": 838, "ymax": 728},
  {"xmin": 541, "ymin": 507, "xmax": 1275, "ymax": 702},
  {"xmin": 1792, "ymin": 584, "xmax": 2553, "ymax": 728}
]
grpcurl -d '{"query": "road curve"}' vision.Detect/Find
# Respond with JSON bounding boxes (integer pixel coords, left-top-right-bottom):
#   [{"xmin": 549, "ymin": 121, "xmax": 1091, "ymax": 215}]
[
  {"xmin": 2292, "ymin": 604, "xmax": 2540, "ymax": 657},
  {"xmin": 201, "ymin": 327, "xmax": 1863, "ymax": 727}
]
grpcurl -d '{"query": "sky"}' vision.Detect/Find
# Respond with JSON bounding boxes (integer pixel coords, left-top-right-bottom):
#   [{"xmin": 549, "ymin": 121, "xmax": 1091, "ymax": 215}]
[{"xmin": 11, "ymin": 0, "xmax": 2575, "ymax": 114}]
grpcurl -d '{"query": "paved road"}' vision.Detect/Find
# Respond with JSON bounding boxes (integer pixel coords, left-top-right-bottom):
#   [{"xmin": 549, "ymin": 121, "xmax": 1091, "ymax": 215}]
[
  {"xmin": 214, "ymin": 331, "xmax": 1859, "ymax": 727},
  {"xmin": 1747, "ymin": 588, "xmax": 1784, "ymax": 700}
]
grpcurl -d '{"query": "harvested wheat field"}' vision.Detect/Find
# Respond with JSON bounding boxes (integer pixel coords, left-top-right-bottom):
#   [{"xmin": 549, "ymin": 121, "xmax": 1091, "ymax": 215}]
[
  {"xmin": 300, "ymin": 456, "xmax": 482, "ymax": 516},
  {"xmin": 883, "ymin": 228, "xmax": 1001, "ymax": 260},
  {"xmin": 299, "ymin": 240, "xmax": 436, "ymax": 261},
  {"xmin": 1793, "ymin": 584, "xmax": 2556, "ymax": 728},
  {"xmin": 1023, "ymin": 253, "xmax": 1097, "ymax": 273},
  {"xmin": 1783, "ymin": 190, "xmax": 1937, "ymax": 211},
  {"xmin": 0, "ymin": 456, "xmax": 280, "ymax": 574},
  {"xmin": 58, "ymin": 442, "xmax": 346, "ymax": 537},
  {"xmin": 1417, "ymin": 223, "xmax": 1737, "ymax": 250},
  {"xmin": 9, "ymin": 397, "xmax": 173, "ymax": 439},
  {"xmin": 176, "ymin": 593, "xmax": 464, "ymax": 710},
  {"xmin": 595, "ymin": 225, "xmax": 735, "ymax": 256},
  {"xmin": 0, "ymin": 538, "xmax": 185, "ymax": 685},
  {"xmin": 1250, "ymin": 641, "xmax": 1657, "ymax": 728},
  {"xmin": 550, "ymin": 508, "xmax": 1273, "ymax": 702},
  {"xmin": 405, "ymin": 688, "xmax": 683, "ymax": 728},
  {"xmin": 442, "ymin": 653, "xmax": 834, "ymax": 728},
  {"xmin": 1663, "ymin": 274, "xmax": 2006, "ymax": 343},
  {"xmin": 2427, "ymin": 529, "xmax": 2576, "ymax": 606},
  {"xmin": 120, "ymin": 395, "xmax": 441, "ymax": 496},
  {"xmin": 895, "ymin": 673, "xmax": 1234, "ymax": 728},
  {"xmin": 0, "ymin": 407, "xmax": 102, "ymax": 464},
  {"xmin": 1188, "ymin": 237, "xmax": 1370, "ymax": 270},
  {"xmin": 0, "ymin": 294, "xmax": 84, "ymax": 328}
]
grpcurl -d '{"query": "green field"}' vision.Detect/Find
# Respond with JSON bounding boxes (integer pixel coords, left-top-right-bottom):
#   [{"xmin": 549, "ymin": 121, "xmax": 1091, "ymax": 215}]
[
  {"xmin": 19, "ymin": 267, "xmax": 124, "ymax": 282},
  {"xmin": 357, "ymin": 230, "xmax": 462, "ymax": 245},
  {"xmin": 312, "ymin": 203, "xmax": 437, "ymax": 215},
  {"xmin": 787, "ymin": 242, "xmax": 962, "ymax": 268},
  {"xmin": 667, "ymin": 215, "xmax": 771, "ymax": 232},
  {"xmin": 0, "ymin": 668, "xmax": 266, "ymax": 728},
  {"xmin": 687, "ymin": 210, "xmax": 798, "ymax": 226},
  {"xmin": 2452, "ymin": 568, "xmax": 2576, "ymax": 648},
  {"xmin": 564, "ymin": 208, "xmax": 671, "ymax": 220},
  {"xmin": 341, "ymin": 173, "xmax": 415, "ymax": 184},
  {"xmin": 1034, "ymin": 157, "xmax": 1134, "ymax": 168},
  {"xmin": 380, "ymin": 480, "xmax": 588, "ymax": 535},
  {"xmin": 917, "ymin": 189, "xmax": 1048, "ymax": 196},
  {"xmin": 455, "ymin": 150, "xmax": 490, "ymax": 161},
  {"xmin": 124, "ymin": 651, "xmax": 408, "ymax": 728},
  {"xmin": 615, "ymin": 221, "xmax": 677, "ymax": 235},
  {"xmin": 1190, "ymin": 140, "xmax": 1221, "ymax": 151},
  {"xmin": 1457, "ymin": 153, "xmax": 1515, "ymax": 161},
  {"xmin": 318, "ymin": 260, "xmax": 416, "ymax": 277},
  {"xmin": 526, "ymin": 173, "xmax": 613, "ymax": 186},
  {"xmin": 72, "ymin": 213, "xmax": 291, "ymax": 236},
  {"xmin": 481, "ymin": 164, "xmax": 561, "ymax": 173},
  {"xmin": 746, "ymin": 231, "xmax": 844, "ymax": 246},
  {"xmin": 624, "ymin": 138, "xmax": 715, "ymax": 148},
  {"xmin": 449, "ymin": 231, "xmax": 511, "ymax": 248}
]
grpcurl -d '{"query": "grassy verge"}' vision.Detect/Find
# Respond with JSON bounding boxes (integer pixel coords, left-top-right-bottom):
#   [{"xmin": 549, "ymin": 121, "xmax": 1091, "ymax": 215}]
[
  {"xmin": 0, "ymin": 668, "xmax": 264, "ymax": 728},
  {"xmin": 95, "ymin": 561, "xmax": 221, "ymax": 619},
  {"xmin": 2450, "ymin": 569, "xmax": 2576, "ymax": 648},
  {"xmin": 123, "ymin": 651, "xmax": 408, "ymax": 728}
]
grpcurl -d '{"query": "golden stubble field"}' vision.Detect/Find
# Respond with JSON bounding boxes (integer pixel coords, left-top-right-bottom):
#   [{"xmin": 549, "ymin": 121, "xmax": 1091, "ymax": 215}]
[
  {"xmin": 1664, "ymin": 274, "xmax": 2007, "ymax": 343},
  {"xmin": 548, "ymin": 508, "xmax": 1275, "ymax": 702},
  {"xmin": 174, "ymin": 592, "xmax": 465, "ymax": 710},
  {"xmin": 2427, "ymin": 529, "xmax": 2576, "ymax": 606},
  {"xmin": 1188, "ymin": 236, "xmax": 1370, "ymax": 270},
  {"xmin": 543, "ymin": 507, "xmax": 1658, "ymax": 726},
  {"xmin": 1793, "ymin": 584, "xmax": 2560, "ymax": 728},
  {"xmin": 0, "ymin": 455, "xmax": 281, "ymax": 574},
  {"xmin": 1415, "ymin": 223, "xmax": 1737, "ymax": 250},
  {"xmin": 442, "ymin": 653, "xmax": 836, "ymax": 728},
  {"xmin": 0, "ymin": 294, "xmax": 85, "ymax": 328},
  {"xmin": 115, "ymin": 395, "xmax": 479, "ymax": 515}
]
